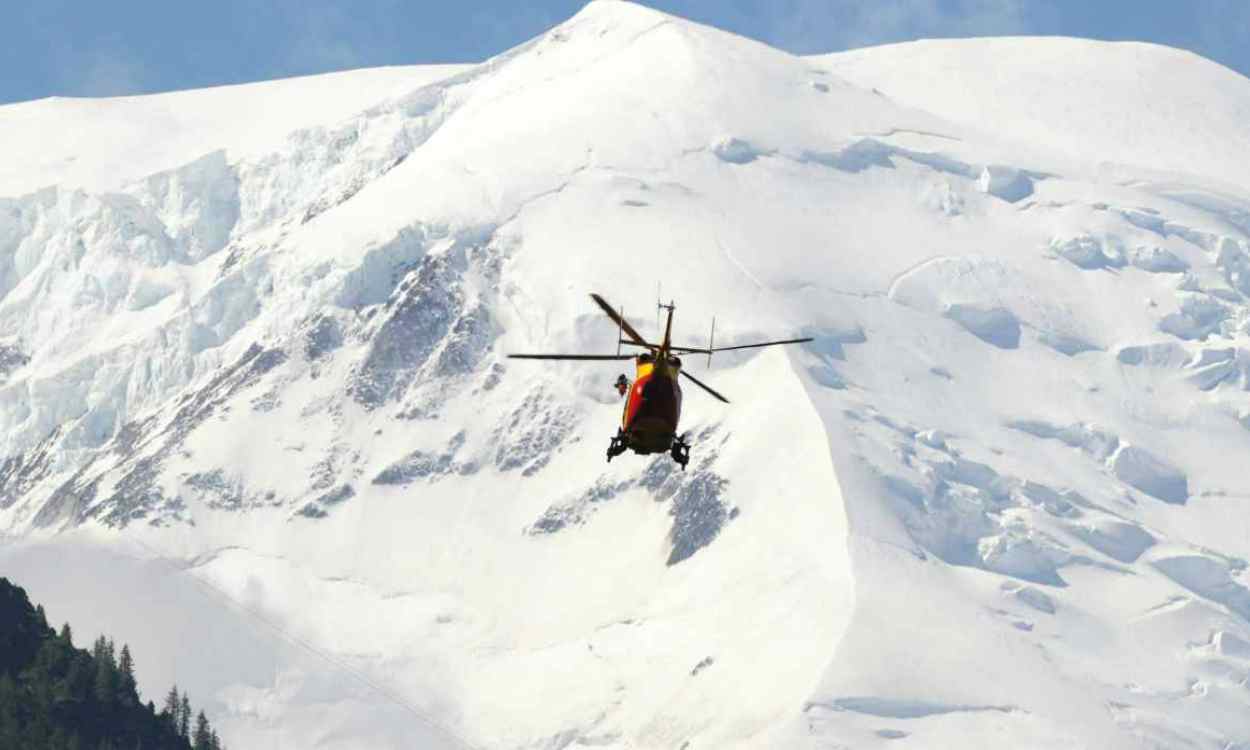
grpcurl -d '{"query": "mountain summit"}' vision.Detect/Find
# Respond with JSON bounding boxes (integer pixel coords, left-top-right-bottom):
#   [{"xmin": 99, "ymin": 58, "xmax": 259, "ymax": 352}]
[{"xmin": 3, "ymin": 2, "xmax": 1250, "ymax": 748}]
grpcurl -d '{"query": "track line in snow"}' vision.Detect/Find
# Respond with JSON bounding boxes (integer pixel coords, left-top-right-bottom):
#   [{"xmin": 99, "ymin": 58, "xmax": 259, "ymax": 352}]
[
  {"xmin": 851, "ymin": 127, "xmax": 963, "ymax": 142},
  {"xmin": 716, "ymin": 238, "xmax": 765, "ymax": 290},
  {"xmin": 884, "ymin": 254, "xmax": 955, "ymax": 301}
]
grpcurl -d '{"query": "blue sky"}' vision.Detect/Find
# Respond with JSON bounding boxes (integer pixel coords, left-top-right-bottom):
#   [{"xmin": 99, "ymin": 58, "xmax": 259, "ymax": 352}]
[{"xmin": 3, "ymin": 0, "xmax": 1248, "ymax": 104}]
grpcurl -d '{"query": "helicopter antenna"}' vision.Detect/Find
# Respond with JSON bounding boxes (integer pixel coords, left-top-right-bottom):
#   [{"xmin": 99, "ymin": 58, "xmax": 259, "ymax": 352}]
[
  {"xmin": 656, "ymin": 282, "xmax": 662, "ymax": 337},
  {"xmin": 658, "ymin": 299, "xmax": 676, "ymax": 353},
  {"xmin": 707, "ymin": 316, "xmax": 715, "ymax": 369},
  {"xmin": 616, "ymin": 306, "xmax": 624, "ymax": 356}
]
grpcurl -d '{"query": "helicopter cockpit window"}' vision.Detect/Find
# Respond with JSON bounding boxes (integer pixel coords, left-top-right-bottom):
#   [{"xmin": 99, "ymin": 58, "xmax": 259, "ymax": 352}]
[{"xmin": 638, "ymin": 352, "xmax": 655, "ymax": 364}]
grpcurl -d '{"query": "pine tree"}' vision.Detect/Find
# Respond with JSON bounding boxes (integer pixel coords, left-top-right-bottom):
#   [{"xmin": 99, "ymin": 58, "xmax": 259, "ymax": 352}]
[
  {"xmin": 117, "ymin": 645, "xmax": 137, "ymax": 704},
  {"xmin": 61, "ymin": 648, "xmax": 89, "ymax": 704},
  {"xmin": 161, "ymin": 686, "xmax": 180, "ymax": 732},
  {"xmin": 59, "ymin": 623, "xmax": 73, "ymax": 646},
  {"xmin": 1, "ymin": 578, "xmax": 223, "ymax": 750},
  {"xmin": 51, "ymin": 726, "xmax": 70, "ymax": 749},
  {"xmin": 0, "ymin": 674, "xmax": 20, "ymax": 744},
  {"xmin": 93, "ymin": 640, "xmax": 118, "ymax": 705},
  {"xmin": 192, "ymin": 711, "xmax": 212, "ymax": 750},
  {"xmin": 178, "ymin": 694, "xmax": 191, "ymax": 739}
]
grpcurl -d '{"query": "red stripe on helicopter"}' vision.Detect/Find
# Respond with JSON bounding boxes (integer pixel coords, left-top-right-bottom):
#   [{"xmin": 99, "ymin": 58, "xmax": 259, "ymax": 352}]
[{"xmin": 622, "ymin": 371, "xmax": 653, "ymax": 429}]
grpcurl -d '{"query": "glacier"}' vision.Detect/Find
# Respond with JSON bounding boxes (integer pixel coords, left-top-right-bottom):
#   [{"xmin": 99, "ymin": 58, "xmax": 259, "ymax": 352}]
[{"xmin": 3, "ymin": 1, "xmax": 1250, "ymax": 748}]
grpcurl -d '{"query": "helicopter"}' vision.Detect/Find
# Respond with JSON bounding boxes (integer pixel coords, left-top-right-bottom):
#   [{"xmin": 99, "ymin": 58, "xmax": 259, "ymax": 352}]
[{"xmin": 508, "ymin": 293, "xmax": 812, "ymax": 469}]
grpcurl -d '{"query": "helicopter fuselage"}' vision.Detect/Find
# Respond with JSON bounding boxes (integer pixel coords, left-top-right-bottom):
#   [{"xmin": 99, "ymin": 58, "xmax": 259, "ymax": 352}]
[
  {"xmin": 620, "ymin": 353, "xmax": 683, "ymax": 454},
  {"xmin": 507, "ymin": 291, "xmax": 809, "ymax": 469}
]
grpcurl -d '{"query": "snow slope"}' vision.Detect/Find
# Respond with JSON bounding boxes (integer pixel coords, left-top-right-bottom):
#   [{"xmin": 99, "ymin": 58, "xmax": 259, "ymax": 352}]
[
  {"xmin": 0, "ymin": 64, "xmax": 471, "ymax": 196},
  {"xmin": 3, "ymin": 2, "xmax": 1250, "ymax": 748},
  {"xmin": 818, "ymin": 38, "xmax": 1250, "ymax": 192}
]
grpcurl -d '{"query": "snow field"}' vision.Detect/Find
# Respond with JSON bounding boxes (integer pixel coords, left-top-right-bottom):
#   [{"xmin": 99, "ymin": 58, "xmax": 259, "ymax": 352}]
[{"xmin": 2, "ymin": 1, "xmax": 1250, "ymax": 747}]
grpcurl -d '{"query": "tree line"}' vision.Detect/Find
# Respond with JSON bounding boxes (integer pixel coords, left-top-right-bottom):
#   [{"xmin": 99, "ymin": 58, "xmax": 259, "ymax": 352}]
[{"xmin": 1, "ymin": 577, "xmax": 226, "ymax": 750}]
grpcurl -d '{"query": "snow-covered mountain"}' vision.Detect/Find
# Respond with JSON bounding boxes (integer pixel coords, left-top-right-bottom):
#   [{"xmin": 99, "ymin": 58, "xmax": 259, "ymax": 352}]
[{"xmin": 4, "ymin": 2, "xmax": 1250, "ymax": 747}]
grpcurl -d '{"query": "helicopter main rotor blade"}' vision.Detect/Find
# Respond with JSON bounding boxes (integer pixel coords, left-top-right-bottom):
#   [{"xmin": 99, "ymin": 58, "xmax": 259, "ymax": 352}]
[
  {"xmin": 679, "ymin": 369, "xmax": 729, "ymax": 403},
  {"xmin": 619, "ymin": 340, "xmax": 714, "ymax": 355},
  {"xmin": 618, "ymin": 339, "xmax": 663, "ymax": 349},
  {"xmin": 508, "ymin": 354, "xmax": 636, "ymax": 361},
  {"xmin": 591, "ymin": 293, "xmax": 650, "ymax": 349},
  {"xmin": 625, "ymin": 338, "xmax": 814, "ymax": 355},
  {"xmin": 711, "ymin": 337, "xmax": 813, "ymax": 352}
]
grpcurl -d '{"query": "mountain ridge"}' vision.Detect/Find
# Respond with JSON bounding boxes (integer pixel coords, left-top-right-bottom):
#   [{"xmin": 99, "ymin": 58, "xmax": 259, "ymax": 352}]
[{"xmin": 2, "ymin": 2, "xmax": 1250, "ymax": 748}]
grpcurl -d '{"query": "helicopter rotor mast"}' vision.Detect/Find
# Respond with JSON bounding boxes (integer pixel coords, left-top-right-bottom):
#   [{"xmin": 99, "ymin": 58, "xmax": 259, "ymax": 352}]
[{"xmin": 658, "ymin": 299, "xmax": 676, "ymax": 358}]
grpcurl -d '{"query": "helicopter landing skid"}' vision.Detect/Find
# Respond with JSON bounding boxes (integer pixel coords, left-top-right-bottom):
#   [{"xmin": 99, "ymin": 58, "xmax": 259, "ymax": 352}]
[
  {"xmin": 670, "ymin": 435, "xmax": 690, "ymax": 471},
  {"xmin": 606, "ymin": 430, "xmax": 628, "ymax": 462}
]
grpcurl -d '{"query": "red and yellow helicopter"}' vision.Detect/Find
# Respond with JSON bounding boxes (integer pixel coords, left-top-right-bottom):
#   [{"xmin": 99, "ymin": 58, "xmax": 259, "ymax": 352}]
[{"xmin": 508, "ymin": 293, "xmax": 811, "ymax": 469}]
